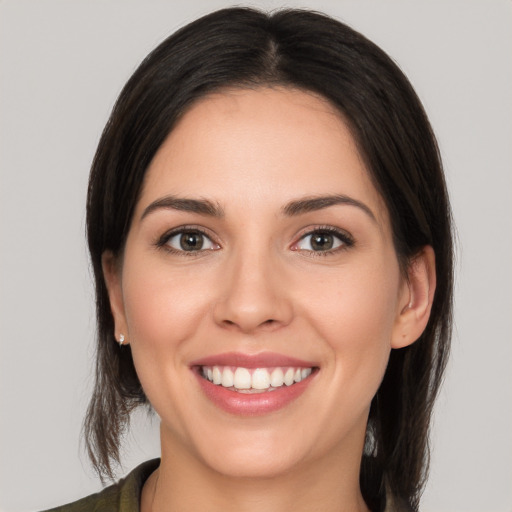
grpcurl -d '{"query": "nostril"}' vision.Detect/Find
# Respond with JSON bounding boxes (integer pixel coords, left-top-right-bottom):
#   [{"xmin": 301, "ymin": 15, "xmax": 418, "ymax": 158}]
[{"xmin": 221, "ymin": 318, "xmax": 277, "ymax": 331}]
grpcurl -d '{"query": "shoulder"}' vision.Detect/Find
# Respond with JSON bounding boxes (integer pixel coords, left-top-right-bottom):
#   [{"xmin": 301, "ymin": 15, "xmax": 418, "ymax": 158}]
[{"xmin": 41, "ymin": 459, "xmax": 160, "ymax": 512}]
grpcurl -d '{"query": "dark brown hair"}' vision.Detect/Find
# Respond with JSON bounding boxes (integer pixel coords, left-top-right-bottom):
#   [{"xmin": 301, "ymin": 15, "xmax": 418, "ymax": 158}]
[{"xmin": 85, "ymin": 8, "xmax": 453, "ymax": 512}]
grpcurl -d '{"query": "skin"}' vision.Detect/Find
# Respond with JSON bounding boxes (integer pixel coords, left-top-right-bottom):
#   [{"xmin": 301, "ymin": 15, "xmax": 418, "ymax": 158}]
[{"xmin": 103, "ymin": 87, "xmax": 435, "ymax": 512}]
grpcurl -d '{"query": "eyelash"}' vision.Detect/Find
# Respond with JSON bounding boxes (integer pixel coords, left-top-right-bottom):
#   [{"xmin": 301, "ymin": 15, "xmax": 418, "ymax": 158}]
[
  {"xmin": 292, "ymin": 226, "xmax": 355, "ymax": 257},
  {"xmin": 155, "ymin": 225, "xmax": 355, "ymax": 257},
  {"xmin": 156, "ymin": 226, "xmax": 219, "ymax": 257}
]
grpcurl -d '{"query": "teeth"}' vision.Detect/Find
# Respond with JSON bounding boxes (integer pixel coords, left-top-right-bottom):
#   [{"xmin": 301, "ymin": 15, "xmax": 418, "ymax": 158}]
[
  {"xmin": 212, "ymin": 367, "xmax": 222, "ymax": 385},
  {"xmin": 201, "ymin": 365, "xmax": 313, "ymax": 391},
  {"xmin": 233, "ymin": 367, "xmax": 251, "ymax": 389},
  {"xmin": 252, "ymin": 368, "xmax": 270, "ymax": 390},
  {"xmin": 284, "ymin": 368, "xmax": 295, "ymax": 386},
  {"xmin": 221, "ymin": 367, "xmax": 234, "ymax": 387},
  {"xmin": 301, "ymin": 368, "xmax": 312, "ymax": 379},
  {"xmin": 270, "ymin": 368, "xmax": 284, "ymax": 387}
]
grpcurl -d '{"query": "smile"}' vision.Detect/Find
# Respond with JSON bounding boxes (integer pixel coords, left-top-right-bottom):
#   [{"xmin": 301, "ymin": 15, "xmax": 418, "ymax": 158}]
[
  {"xmin": 191, "ymin": 352, "xmax": 318, "ymax": 415},
  {"xmin": 201, "ymin": 366, "xmax": 313, "ymax": 393}
]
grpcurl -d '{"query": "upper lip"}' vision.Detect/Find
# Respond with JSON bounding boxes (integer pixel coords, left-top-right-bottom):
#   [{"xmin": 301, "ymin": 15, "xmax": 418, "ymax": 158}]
[{"xmin": 190, "ymin": 351, "xmax": 317, "ymax": 369}]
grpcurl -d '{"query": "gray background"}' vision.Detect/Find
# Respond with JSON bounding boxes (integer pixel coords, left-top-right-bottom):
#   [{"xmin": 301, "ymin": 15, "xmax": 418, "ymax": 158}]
[{"xmin": 1, "ymin": 1, "xmax": 511, "ymax": 511}]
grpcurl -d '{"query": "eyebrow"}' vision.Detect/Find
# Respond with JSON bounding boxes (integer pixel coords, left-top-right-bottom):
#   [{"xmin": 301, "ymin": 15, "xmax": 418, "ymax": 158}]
[
  {"xmin": 282, "ymin": 194, "xmax": 377, "ymax": 222},
  {"xmin": 140, "ymin": 193, "xmax": 376, "ymax": 223},
  {"xmin": 140, "ymin": 196, "xmax": 225, "ymax": 221}
]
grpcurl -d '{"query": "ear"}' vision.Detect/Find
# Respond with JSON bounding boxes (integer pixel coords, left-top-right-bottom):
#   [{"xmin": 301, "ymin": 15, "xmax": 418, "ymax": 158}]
[
  {"xmin": 391, "ymin": 245, "xmax": 436, "ymax": 349},
  {"xmin": 102, "ymin": 251, "xmax": 129, "ymax": 345}
]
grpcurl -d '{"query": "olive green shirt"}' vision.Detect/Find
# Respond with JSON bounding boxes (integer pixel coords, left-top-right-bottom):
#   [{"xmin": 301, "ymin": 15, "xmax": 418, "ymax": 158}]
[{"xmin": 42, "ymin": 459, "xmax": 160, "ymax": 512}]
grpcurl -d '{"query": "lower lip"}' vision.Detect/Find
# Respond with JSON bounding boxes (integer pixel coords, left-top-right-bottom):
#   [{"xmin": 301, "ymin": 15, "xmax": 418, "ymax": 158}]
[{"xmin": 194, "ymin": 369, "xmax": 316, "ymax": 416}]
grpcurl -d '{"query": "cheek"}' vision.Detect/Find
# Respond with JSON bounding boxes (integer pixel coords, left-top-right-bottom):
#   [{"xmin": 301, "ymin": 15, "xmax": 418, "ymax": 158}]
[
  {"xmin": 119, "ymin": 256, "xmax": 217, "ymax": 435},
  {"xmin": 122, "ymin": 259, "xmax": 213, "ymax": 349},
  {"xmin": 307, "ymin": 259, "xmax": 399, "ymax": 335},
  {"xmin": 301, "ymin": 257, "xmax": 401, "ymax": 396}
]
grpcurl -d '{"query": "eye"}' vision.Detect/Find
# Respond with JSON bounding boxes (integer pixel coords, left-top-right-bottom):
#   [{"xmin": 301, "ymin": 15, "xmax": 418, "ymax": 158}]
[
  {"xmin": 292, "ymin": 228, "xmax": 353, "ymax": 253},
  {"xmin": 163, "ymin": 229, "xmax": 219, "ymax": 253}
]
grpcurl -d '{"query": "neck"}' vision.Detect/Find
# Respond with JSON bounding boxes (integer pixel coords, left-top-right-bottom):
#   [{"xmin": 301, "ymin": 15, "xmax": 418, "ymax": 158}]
[{"xmin": 144, "ymin": 424, "xmax": 370, "ymax": 512}]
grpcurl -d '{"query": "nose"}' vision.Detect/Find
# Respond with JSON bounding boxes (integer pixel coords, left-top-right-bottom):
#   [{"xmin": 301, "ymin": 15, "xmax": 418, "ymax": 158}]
[{"xmin": 213, "ymin": 248, "xmax": 293, "ymax": 334}]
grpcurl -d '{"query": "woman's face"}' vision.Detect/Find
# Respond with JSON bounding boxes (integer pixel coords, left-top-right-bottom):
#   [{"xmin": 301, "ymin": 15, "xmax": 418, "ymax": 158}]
[{"xmin": 105, "ymin": 87, "xmax": 415, "ymax": 478}]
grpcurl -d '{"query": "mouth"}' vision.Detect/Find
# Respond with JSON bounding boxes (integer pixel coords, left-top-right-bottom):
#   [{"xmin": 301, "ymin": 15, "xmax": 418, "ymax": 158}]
[
  {"xmin": 191, "ymin": 352, "xmax": 318, "ymax": 415},
  {"xmin": 200, "ymin": 365, "xmax": 314, "ymax": 393}
]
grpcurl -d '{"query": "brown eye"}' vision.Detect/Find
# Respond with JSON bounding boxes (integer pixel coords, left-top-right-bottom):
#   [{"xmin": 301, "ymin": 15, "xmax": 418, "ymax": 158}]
[
  {"xmin": 166, "ymin": 230, "xmax": 217, "ymax": 252},
  {"xmin": 180, "ymin": 232, "xmax": 204, "ymax": 251},
  {"xmin": 294, "ymin": 229, "xmax": 352, "ymax": 253},
  {"xmin": 310, "ymin": 232, "xmax": 335, "ymax": 251}
]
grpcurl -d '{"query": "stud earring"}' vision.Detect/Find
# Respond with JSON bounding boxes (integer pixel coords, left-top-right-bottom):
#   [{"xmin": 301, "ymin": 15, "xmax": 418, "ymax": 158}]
[{"xmin": 119, "ymin": 334, "xmax": 125, "ymax": 346}]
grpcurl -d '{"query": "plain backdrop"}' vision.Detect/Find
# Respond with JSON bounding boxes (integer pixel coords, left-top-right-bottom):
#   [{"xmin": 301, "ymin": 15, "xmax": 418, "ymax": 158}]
[{"xmin": 1, "ymin": 1, "xmax": 511, "ymax": 511}]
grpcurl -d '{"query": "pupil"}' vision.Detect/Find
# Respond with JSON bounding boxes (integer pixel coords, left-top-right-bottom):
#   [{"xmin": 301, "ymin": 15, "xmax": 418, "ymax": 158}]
[
  {"xmin": 311, "ymin": 233, "xmax": 333, "ymax": 251},
  {"xmin": 180, "ymin": 232, "xmax": 203, "ymax": 251}
]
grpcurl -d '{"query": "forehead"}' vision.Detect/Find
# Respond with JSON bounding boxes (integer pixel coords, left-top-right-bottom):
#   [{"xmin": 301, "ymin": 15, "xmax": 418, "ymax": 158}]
[{"xmin": 139, "ymin": 87, "xmax": 388, "ymax": 227}]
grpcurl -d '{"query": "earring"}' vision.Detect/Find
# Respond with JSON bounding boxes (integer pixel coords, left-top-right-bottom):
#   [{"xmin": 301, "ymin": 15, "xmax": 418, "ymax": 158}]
[{"xmin": 119, "ymin": 334, "xmax": 125, "ymax": 346}]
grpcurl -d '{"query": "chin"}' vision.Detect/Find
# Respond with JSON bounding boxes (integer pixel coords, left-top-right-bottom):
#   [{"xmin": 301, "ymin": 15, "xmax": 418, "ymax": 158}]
[
  {"xmin": 203, "ymin": 446, "xmax": 302, "ymax": 480},
  {"xmin": 184, "ymin": 422, "xmax": 310, "ymax": 479}
]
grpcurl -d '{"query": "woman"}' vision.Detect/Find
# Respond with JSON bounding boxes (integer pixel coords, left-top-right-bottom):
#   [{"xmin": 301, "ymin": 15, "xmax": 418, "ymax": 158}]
[{"xmin": 48, "ymin": 7, "xmax": 453, "ymax": 512}]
